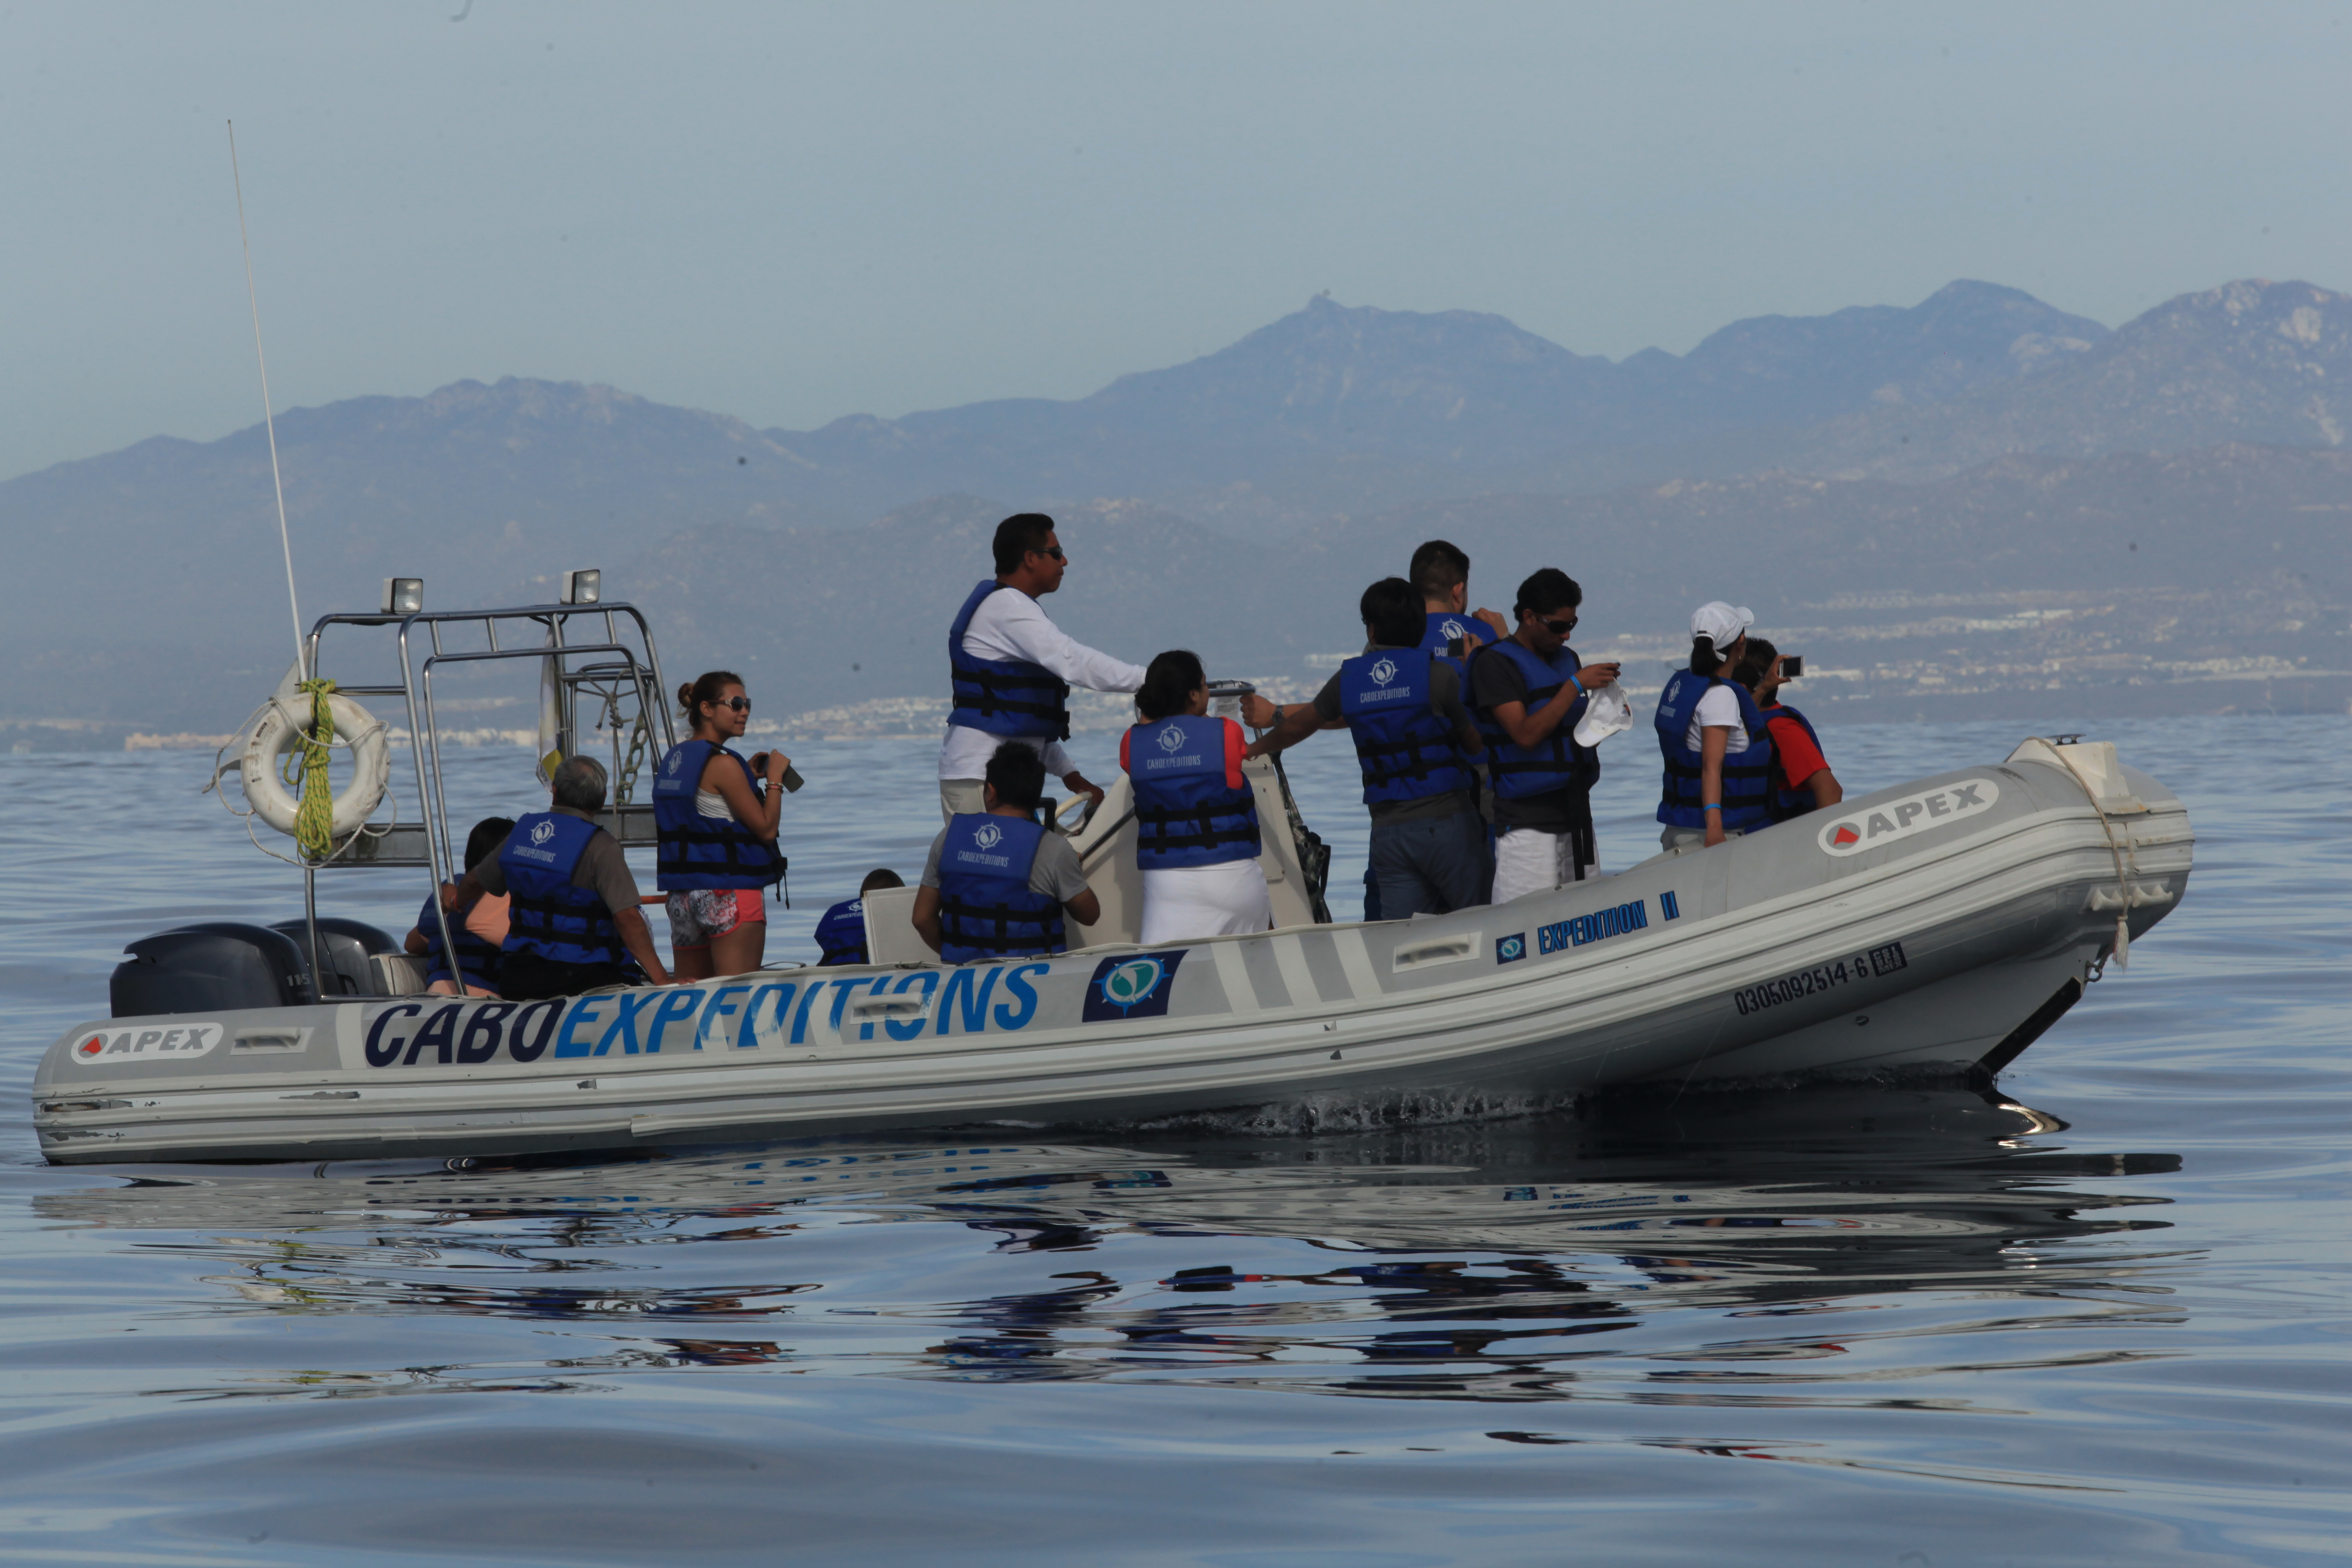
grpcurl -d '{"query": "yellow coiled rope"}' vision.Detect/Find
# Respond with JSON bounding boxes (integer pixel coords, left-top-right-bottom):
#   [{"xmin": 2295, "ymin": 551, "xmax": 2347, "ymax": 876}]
[{"xmin": 279, "ymin": 677, "xmax": 340, "ymax": 861}]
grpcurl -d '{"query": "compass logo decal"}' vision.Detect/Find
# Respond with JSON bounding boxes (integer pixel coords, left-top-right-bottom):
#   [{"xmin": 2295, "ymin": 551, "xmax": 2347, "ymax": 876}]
[{"xmin": 1082, "ymin": 950, "xmax": 1190, "ymax": 1022}]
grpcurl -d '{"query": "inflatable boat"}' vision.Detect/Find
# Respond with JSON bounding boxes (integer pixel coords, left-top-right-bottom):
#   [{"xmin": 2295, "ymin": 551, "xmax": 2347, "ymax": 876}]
[{"xmin": 32, "ymin": 591, "xmax": 2192, "ymax": 1165}]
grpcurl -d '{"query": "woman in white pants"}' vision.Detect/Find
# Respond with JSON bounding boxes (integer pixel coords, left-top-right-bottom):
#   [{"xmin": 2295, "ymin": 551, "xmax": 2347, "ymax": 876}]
[{"xmin": 1121, "ymin": 651, "xmax": 1275, "ymax": 943}]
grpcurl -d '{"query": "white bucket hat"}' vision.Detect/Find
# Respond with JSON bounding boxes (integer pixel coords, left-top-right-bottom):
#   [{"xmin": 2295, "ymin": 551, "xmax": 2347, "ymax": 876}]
[{"xmin": 1690, "ymin": 601, "xmax": 1754, "ymax": 647}]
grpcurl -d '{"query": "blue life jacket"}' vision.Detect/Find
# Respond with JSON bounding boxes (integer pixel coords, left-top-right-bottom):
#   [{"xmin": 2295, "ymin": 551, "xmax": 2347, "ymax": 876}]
[
  {"xmin": 947, "ymin": 580, "xmax": 1070, "ymax": 740},
  {"xmin": 1470, "ymin": 638, "xmax": 1598, "ymax": 801},
  {"xmin": 936, "ymin": 813, "xmax": 1066, "ymax": 965},
  {"xmin": 415, "ymin": 892, "xmax": 501, "ymax": 992},
  {"xmin": 1418, "ymin": 610, "xmax": 1490, "ymax": 676},
  {"xmin": 1761, "ymin": 700, "xmax": 1826, "ymax": 820},
  {"xmin": 652, "ymin": 738, "xmax": 782, "ymax": 891},
  {"xmin": 500, "ymin": 812, "xmax": 626, "ymax": 967},
  {"xmin": 1339, "ymin": 648, "xmax": 1474, "ymax": 807},
  {"xmin": 814, "ymin": 897, "xmax": 869, "ymax": 966},
  {"xmin": 1653, "ymin": 671, "xmax": 1777, "ymax": 832},
  {"xmin": 1124, "ymin": 715, "xmax": 1261, "ymax": 870}
]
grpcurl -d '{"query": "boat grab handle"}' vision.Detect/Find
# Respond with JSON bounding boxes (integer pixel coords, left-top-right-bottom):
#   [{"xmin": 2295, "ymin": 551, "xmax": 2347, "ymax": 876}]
[
  {"xmin": 849, "ymin": 997, "xmax": 928, "ymax": 1019},
  {"xmin": 1392, "ymin": 934, "xmax": 1477, "ymax": 972}
]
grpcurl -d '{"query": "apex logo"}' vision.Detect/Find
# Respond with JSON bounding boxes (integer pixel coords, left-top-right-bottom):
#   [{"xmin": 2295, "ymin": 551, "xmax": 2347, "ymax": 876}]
[
  {"xmin": 75, "ymin": 1023, "xmax": 225, "ymax": 1062},
  {"xmin": 1818, "ymin": 779, "xmax": 2001, "ymax": 856}
]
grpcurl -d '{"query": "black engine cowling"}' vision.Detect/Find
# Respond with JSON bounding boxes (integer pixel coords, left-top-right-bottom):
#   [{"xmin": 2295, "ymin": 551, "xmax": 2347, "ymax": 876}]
[
  {"xmin": 270, "ymin": 918, "xmax": 400, "ymax": 999},
  {"xmin": 108, "ymin": 918, "xmax": 403, "ymax": 1017},
  {"xmin": 110, "ymin": 923, "xmax": 315, "ymax": 1017}
]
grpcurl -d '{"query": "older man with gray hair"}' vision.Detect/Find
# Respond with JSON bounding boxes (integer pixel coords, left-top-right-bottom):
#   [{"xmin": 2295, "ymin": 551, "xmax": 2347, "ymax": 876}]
[{"xmin": 449, "ymin": 755, "xmax": 673, "ymax": 1000}]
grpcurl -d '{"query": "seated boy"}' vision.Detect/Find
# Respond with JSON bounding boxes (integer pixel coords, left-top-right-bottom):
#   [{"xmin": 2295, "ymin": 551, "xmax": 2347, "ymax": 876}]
[{"xmin": 813, "ymin": 869, "xmax": 904, "ymax": 966}]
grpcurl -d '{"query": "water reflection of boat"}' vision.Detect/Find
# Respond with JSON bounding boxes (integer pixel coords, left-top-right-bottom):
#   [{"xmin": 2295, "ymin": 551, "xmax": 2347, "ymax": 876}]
[
  {"xmin": 38, "ymin": 1086, "xmax": 2177, "ymax": 1362},
  {"xmin": 34, "ymin": 582, "xmax": 2193, "ymax": 1164}
]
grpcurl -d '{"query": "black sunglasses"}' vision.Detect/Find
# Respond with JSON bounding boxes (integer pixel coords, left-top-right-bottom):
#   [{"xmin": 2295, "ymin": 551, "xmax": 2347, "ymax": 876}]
[
  {"xmin": 1034, "ymin": 545, "xmax": 1065, "ymax": 560},
  {"xmin": 1537, "ymin": 613, "xmax": 1578, "ymax": 635},
  {"xmin": 721, "ymin": 696, "xmax": 751, "ymax": 712}
]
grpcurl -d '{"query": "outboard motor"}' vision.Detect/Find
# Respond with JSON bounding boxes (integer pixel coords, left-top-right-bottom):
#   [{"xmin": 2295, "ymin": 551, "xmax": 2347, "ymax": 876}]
[
  {"xmin": 110, "ymin": 923, "xmax": 316, "ymax": 1017},
  {"xmin": 270, "ymin": 918, "xmax": 400, "ymax": 999}
]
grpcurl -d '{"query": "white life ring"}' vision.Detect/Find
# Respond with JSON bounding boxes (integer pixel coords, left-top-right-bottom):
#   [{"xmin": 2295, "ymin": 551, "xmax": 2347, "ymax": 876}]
[{"xmin": 240, "ymin": 693, "xmax": 390, "ymax": 841}]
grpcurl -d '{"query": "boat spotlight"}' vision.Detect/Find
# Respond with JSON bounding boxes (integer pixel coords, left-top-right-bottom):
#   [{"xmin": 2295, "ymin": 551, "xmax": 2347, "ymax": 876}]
[
  {"xmin": 561, "ymin": 568, "xmax": 601, "ymax": 606},
  {"xmin": 380, "ymin": 577, "xmax": 424, "ymax": 616}
]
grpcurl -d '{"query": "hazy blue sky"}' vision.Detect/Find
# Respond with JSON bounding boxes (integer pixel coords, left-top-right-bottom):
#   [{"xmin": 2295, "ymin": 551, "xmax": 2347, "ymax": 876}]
[{"xmin": 5, "ymin": 1, "xmax": 2349, "ymax": 481}]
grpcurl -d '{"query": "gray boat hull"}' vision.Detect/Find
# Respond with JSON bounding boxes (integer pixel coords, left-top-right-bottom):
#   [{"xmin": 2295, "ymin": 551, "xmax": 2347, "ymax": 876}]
[{"xmin": 33, "ymin": 740, "xmax": 2192, "ymax": 1163}]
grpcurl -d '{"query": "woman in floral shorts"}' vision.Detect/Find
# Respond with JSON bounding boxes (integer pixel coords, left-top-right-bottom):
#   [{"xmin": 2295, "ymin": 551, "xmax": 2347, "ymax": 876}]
[{"xmin": 651, "ymin": 670, "xmax": 793, "ymax": 980}]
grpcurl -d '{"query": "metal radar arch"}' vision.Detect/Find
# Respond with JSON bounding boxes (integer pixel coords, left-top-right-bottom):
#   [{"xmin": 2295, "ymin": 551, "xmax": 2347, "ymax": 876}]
[{"xmin": 298, "ymin": 580, "xmax": 677, "ymax": 983}]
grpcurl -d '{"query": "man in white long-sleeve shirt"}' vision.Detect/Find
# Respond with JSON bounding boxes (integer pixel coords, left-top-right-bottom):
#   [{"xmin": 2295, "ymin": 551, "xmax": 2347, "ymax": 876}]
[{"xmin": 939, "ymin": 513, "xmax": 1147, "ymax": 822}]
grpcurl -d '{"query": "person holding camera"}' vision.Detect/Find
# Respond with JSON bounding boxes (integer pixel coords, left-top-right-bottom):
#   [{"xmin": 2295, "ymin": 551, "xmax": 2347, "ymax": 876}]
[
  {"xmin": 1411, "ymin": 539, "xmax": 1509, "ymax": 669},
  {"xmin": 1734, "ymin": 636, "xmax": 1843, "ymax": 818},
  {"xmin": 653, "ymin": 669, "xmax": 791, "ymax": 980}
]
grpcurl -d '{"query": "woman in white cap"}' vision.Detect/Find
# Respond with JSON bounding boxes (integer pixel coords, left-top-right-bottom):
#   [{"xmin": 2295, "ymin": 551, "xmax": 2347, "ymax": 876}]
[{"xmin": 1652, "ymin": 601, "xmax": 1779, "ymax": 850}]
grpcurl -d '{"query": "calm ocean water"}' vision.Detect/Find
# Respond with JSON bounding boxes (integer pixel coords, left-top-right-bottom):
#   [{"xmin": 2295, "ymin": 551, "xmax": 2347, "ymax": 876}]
[{"xmin": 2, "ymin": 715, "xmax": 2347, "ymax": 1565}]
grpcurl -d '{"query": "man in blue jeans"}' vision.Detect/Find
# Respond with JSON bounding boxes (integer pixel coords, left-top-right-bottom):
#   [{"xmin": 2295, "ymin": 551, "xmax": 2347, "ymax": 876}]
[{"xmin": 1245, "ymin": 578, "xmax": 1489, "ymax": 918}]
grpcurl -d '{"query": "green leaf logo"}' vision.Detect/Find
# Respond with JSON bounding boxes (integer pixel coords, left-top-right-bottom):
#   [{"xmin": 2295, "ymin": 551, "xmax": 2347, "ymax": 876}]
[{"xmin": 1101, "ymin": 958, "xmax": 1164, "ymax": 1010}]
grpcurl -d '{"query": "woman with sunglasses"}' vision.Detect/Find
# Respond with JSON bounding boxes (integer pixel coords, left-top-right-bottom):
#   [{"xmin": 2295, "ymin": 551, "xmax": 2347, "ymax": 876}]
[
  {"xmin": 652, "ymin": 671, "xmax": 789, "ymax": 980},
  {"xmin": 1469, "ymin": 568, "xmax": 1622, "ymax": 903}
]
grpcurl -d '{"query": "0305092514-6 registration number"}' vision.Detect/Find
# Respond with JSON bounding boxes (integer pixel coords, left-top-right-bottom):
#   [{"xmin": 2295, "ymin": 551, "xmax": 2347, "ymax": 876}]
[{"xmin": 1732, "ymin": 942, "xmax": 1909, "ymax": 1017}]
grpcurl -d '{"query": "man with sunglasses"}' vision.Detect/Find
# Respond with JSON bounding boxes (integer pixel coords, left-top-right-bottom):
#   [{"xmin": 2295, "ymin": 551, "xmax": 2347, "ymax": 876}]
[
  {"xmin": 942, "ymin": 512, "xmax": 1147, "ymax": 824},
  {"xmin": 1470, "ymin": 568, "xmax": 1622, "ymax": 904}
]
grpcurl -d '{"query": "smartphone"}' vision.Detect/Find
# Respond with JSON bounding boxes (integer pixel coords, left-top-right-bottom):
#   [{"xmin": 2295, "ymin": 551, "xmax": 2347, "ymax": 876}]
[{"xmin": 1781, "ymin": 655, "xmax": 1805, "ymax": 679}]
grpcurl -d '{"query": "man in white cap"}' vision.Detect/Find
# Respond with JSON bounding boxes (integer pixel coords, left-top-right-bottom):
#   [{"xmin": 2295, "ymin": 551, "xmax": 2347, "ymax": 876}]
[{"xmin": 1651, "ymin": 601, "xmax": 1779, "ymax": 850}]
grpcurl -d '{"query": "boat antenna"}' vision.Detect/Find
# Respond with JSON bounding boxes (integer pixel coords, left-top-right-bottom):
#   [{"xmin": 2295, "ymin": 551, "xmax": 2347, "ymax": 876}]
[{"xmin": 227, "ymin": 120, "xmax": 307, "ymax": 676}]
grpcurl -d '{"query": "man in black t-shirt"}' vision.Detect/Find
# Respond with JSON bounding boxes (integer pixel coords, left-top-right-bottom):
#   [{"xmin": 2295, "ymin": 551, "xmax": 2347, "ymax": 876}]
[{"xmin": 1469, "ymin": 569, "xmax": 1621, "ymax": 904}]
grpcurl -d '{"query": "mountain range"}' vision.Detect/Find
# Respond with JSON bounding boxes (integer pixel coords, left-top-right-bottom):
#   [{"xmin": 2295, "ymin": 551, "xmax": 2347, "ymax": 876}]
[{"xmin": 4, "ymin": 276, "xmax": 2347, "ymax": 739}]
